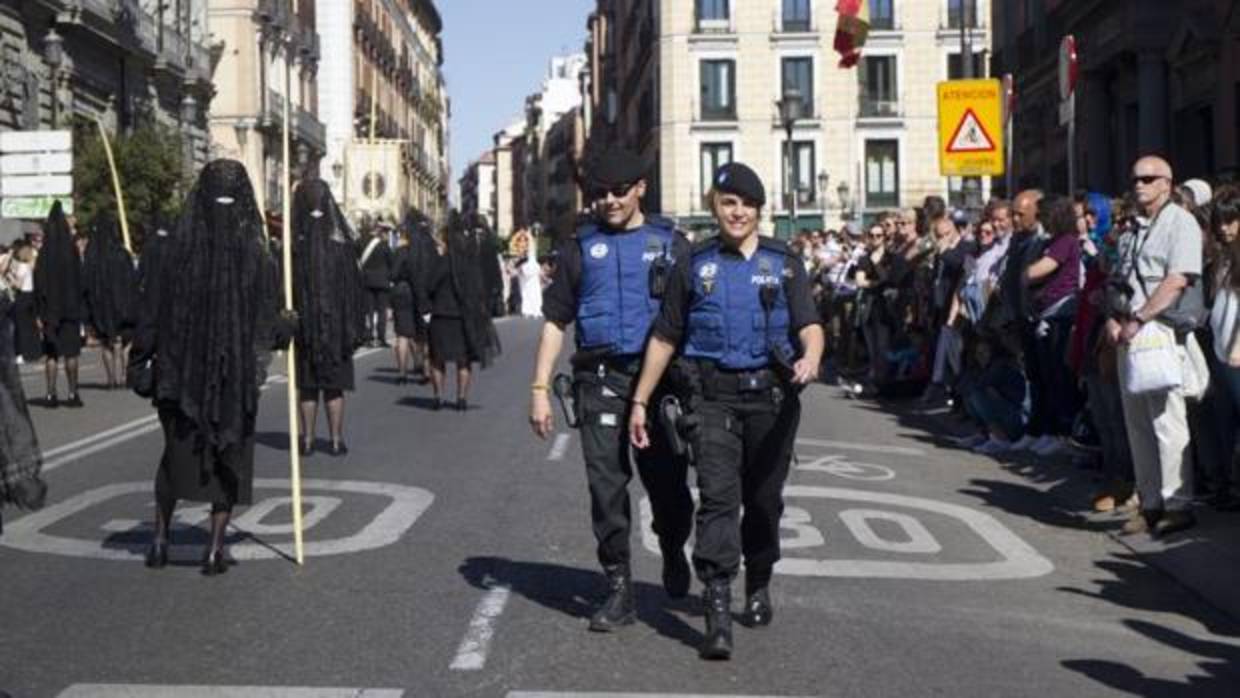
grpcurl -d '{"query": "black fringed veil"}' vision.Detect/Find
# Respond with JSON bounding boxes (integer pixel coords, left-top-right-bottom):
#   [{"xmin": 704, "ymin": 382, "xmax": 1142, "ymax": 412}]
[
  {"xmin": 81, "ymin": 216, "xmax": 138, "ymax": 340},
  {"xmin": 446, "ymin": 213, "xmax": 501, "ymax": 367},
  {"xmin": 140, "ymin": 159, "xmax": 281, "ymax": 451},
  {"xmin": 291, "ymin": 179, "xmax": 365, "ymax": 385},
  {"xmin": 33, "ymin": 201, "xmax": 82, "ymax": 327}
]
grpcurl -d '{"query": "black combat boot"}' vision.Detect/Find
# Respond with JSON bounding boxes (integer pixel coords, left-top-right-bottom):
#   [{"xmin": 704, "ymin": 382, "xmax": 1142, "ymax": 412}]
[
  {"xmin": 741, "ymin": 567, "xmax": 773, "ymax": 627},
  {"xmin": 699, "ymin": 580, "xmax": 733, "ymax": 660},
  {"xmin": 660, "ymin": 541, "xmax": 691, "ymax": 599},
  {"xmin": 589, "ymin": 565, "xmax": 636, "ymax": 632}
]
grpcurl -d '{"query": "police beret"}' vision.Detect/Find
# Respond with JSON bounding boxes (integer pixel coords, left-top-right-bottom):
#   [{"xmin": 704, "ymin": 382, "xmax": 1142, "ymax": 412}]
[
  {"xmin": 713, "ymin": 162, "xmax": 766, "ymax": 207},
  {"xmin": 582, "ymin": 144, "xmax": 648, "ymax": 186}
]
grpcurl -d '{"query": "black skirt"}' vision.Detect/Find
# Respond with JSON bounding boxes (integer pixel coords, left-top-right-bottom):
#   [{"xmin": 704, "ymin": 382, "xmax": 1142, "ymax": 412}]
[
  {"xmin": 294, "ymin": 348, "xmax": 355, "ymax": 392},
  {"xmin": 429, "ymin": 316, "xmax": 472, "ymax": 365},
  {"xmin": 42, "ymin": 320, "xmax": 82, "ymax": 359},
  {"xmin": 154, "ymin": 407, "xmax": 255, "ymax": 506},
  {"xmin": 391, "ymin": 282, "xmax": 423, "ymax": 340}
]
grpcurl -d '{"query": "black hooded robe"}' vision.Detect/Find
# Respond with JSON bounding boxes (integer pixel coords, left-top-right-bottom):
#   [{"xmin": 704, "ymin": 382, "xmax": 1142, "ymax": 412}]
[
  {"xmin": 131, "ymin": 159, "xmax": 284, "ymax": 506},
  {"xmin": 82, "ymin": 216, "xmax": 139, "ymax": 344},
  {"xmin": 0, "ymin": 290, "xmax": 46, "ymax": 534},
  {"xmin": 291, "ymin": 179, "xmax": 365, "ymax": 394},
  {"xmin": 33, "ymin": 202, "xmax": 84, "ymax": 359}
]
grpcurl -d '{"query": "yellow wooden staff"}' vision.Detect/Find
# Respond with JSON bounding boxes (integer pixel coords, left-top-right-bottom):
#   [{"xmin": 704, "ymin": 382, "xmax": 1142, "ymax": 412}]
[
  {"xmin": 281, "ymin": 63, "xmax": 306, "ymax": 566},
  {"xmin": 93, "ymin": 118, "xmax": 132, "ymax": 254}
]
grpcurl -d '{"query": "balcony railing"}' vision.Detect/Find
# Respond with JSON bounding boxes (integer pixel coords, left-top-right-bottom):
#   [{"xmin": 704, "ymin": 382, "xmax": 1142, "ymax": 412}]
[
  {"xmin": 858, "ymin": 95, "xmax": 901, "ymax": 119},
  {"xmin": 694, "ymin": 15, "xmax": 734, "ymax": 34}
]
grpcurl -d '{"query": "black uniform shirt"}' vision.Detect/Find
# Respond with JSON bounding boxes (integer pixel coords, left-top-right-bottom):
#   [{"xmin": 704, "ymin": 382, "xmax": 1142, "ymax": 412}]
[
  {"xmin": 542, "ymin": 218, "xmax": 691, "ymax": 327},
  {"xmin": 653, "ymin": 236, "xmax": 820, "ymax": 347}
]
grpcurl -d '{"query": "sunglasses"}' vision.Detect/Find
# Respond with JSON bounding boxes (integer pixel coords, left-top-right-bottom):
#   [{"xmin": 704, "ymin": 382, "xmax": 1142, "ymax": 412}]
[
  {"xmin": 1132, "ymin": 175, "xmax": 1165, "ymax": 186},
  {"xmin": 587, "ymin": 182, "xmax": 635, "ymax": 200}
]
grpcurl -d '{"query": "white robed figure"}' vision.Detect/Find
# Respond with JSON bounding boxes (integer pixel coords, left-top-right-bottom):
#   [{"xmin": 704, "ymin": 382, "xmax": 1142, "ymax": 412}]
[{"xmin": 518, "ymin": 231, "xmax": 543, "ymax": 318}]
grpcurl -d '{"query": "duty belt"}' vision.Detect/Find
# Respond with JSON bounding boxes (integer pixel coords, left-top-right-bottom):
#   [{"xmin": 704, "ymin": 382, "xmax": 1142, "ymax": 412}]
[{"xmin": 706, "ymin": 367, "xmax": 778, "ymax": 394}]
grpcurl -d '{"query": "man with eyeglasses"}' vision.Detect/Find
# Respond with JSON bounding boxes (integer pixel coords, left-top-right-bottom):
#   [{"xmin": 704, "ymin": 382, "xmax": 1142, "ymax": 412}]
[
  {"xmin": 529, "ymin": 144, "xmax": 694, "ymax": 631},
  {"xmin": 1104, "ymin": 155, "xmax": 1204, "ymax": 538}
]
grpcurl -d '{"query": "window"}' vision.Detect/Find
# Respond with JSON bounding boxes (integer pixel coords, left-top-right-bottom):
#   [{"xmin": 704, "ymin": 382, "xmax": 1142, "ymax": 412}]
[
  {"xmin": 948, "ymin": 0, "xmax": 979, "ymax": 29},
  {"xmin": 700, "ymin": 59, "xmax": 736, "ymax": 120},
  {"xmin": 782, "ymin": 141, "xmax": 817, "ymax": 207},
  {"xmin": 858, "ymin": 55, "xmax": 898, "ymax": 117},
  {"xmin": 696, "ymin": 0, "xmax": 730, "ymax": 31},
  {"xmin": 869, "ymin": 0, "xmax": 894, "ymax": 31},
  {"xmin": 781, "ymin": 58, "xmax": 814, "ymax": 118},
  {"xmin": 947, "ymin": 52, "xmax": 986, "ymax": 79},
  {"xmin": 947, "ymin": 176, "xmax": 982, "ymax": 209},
  {"xmin": 700, "ymin": 142, "xmax": 733, "ymax": 205},
  {"xmin": 865, "ymin": 140, "xmax": 899, "ymax": 208},
  {"xmin": 782, "ymin": 0, "xmax": 811, "ymax": 32}
]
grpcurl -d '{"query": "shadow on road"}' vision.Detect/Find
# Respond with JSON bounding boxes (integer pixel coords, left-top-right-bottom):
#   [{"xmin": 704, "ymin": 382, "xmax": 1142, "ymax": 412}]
[{"xmin": 458, "ymin": 555, "xmax": 701, "ymax": 651}]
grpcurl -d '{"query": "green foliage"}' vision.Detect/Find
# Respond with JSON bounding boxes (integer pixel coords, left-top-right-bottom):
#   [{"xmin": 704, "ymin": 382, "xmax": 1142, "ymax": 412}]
[{"xmin": 71, "ymin": 118, "xmax": 190, "ymax": 251}]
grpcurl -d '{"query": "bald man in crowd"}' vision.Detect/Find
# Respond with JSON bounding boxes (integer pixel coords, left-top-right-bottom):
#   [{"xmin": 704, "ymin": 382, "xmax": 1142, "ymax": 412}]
[{"xmin": 1105, "ymin": 155, "xmax": 1204, "ymax": 538}]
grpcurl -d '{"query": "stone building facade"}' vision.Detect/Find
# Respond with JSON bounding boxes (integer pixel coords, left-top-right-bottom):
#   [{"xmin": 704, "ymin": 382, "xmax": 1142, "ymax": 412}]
[
  {"xmin": 589, "ymin": 0, "xmax": 993, "ymax": 235},
  {"xmin": 993, "ymin": 0, "xmax": 1240, "ymax": 194}
]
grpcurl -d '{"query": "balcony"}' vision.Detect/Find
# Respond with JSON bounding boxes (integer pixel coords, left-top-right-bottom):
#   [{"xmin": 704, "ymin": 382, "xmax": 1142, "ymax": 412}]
[
  {"xmin": 858, "ymin": 95, "xmax": 902, "ymax": 119},
  {"xmin": 694, "ymin": 15, "xmax": 734, "ymax": 34}
]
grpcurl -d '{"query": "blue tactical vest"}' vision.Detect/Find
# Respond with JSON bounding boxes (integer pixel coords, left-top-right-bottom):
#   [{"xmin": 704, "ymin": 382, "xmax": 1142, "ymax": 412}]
[
  {"xmin": 683, "ymin": 239, "xmax": 796, "ymax": 370},
  {"xmin": 575, "ymin": 218, "xmax": 678, "ymax": 356}
]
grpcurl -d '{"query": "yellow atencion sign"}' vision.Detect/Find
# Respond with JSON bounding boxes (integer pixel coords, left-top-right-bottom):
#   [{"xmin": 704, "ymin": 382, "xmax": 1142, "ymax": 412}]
[{"xmin": 937, "ymin": 79, "xmax": 1005, "ymax": 177}]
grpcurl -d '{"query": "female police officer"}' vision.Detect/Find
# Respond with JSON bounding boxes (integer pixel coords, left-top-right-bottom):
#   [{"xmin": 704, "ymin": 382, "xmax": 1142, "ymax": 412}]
[
  {"xmin": 529, "ymin": 144, "xmax": 694, "ymax": 632},
  {"xmin": 629, "ymin": 162, "xmax": 824, "ymax": 660}
]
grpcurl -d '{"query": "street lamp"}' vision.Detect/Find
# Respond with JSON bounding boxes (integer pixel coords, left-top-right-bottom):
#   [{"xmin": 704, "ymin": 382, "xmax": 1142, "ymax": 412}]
[
  {"xmin": 837, "ymin": 181, "xmax": 853, "ymax": 220},
  {"xmin": 44, "ymin": 28, "xmax": 64, "ymax": 128},
  {"xmin": 180, "ymin": 91, "xmax": 198, "ymax": 179},
  {"xmin": 776, "ymin": 88, "xmax": 803, "ymax": 237},
  {"xmin": 817, "ymin": 171, "xmax": 829, "ymax": 210}
]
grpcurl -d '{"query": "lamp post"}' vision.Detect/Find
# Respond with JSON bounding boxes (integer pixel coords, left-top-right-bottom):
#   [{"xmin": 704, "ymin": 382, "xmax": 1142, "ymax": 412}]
[
  {"xmin": 837, "ymin": 181, "xmax": 853, "ymax": 222},
  {"xmin": 44, "ymin": 28, "xmax": 64, "ymax": 128},
  {"xmin": 180, "ymin": 90, "xmax": 198, "ymax": 180},
  {"xmin": 776, "ymin": 88, "xmax": 803, "ymax": 238},
  {"xmin": 817, "ymin": 170, "xmax": 829, "ymax": 212}
]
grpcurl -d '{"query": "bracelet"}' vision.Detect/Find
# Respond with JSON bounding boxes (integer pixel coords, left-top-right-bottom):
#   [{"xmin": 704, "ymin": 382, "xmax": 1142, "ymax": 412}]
[
  {"xmin": 631, "ymin": 399, "xmax": 647, "ymax": 408},
  {"xmin": 530, "ymin": 383, "xmax": 550, "ymax": 392}
]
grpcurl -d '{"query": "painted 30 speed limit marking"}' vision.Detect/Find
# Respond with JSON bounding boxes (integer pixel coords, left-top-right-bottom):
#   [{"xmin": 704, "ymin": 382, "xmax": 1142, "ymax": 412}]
[{"xmin": 0, "ymin": 479, "xmax": 433, "ymax": 561}]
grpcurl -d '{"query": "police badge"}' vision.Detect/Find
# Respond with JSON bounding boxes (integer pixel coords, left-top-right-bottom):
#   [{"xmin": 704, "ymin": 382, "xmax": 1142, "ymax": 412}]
[{"xmin": 699, "ymin": 262, "xmax": 718, "ymax": 295}]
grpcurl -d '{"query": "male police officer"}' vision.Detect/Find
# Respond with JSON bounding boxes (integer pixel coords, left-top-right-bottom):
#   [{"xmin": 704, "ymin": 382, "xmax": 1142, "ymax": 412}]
[
  {"xmin": 529, "ymin": 144, "xmax": 694, "ymax": 631},
  {"xmin": 629, "ymin": 162, "xmax": 824, "ymax": 660}
]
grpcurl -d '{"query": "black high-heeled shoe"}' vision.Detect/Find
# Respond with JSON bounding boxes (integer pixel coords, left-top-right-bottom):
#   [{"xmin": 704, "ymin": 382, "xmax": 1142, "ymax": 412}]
[
  {"xmin": 300, "ymin": 438, "xmax": 314, "ymax": 457},
  {"xmin": 201, "ymin": 549, "xmax": 229, "ymax": 576},
  {"xmin": 432, "ymin": 397, "xmax": 443, "ymax": 411},
  {"xmin": 329, "ymin": 441, "xmax": 348, "ymax": 457},
  {"xmin": 396, "ymin": 375, "xmax": 408, "ymax": 386},
  {"xmin": 45, "ymin": 394, "xmax": 59, "ymax": 409},
  {"xmin": 455, "ymin": 398, "xmax": 468, "ymax": 412},
  {"xmin": 145, "ymin": 540, "xmax": 168, "ymax": 569}
]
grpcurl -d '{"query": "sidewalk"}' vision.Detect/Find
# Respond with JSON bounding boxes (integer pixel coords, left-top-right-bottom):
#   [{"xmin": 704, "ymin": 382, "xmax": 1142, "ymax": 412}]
[{"xmin": 860, "ymin": 391, "xmax": 1240, "ymax": 624}]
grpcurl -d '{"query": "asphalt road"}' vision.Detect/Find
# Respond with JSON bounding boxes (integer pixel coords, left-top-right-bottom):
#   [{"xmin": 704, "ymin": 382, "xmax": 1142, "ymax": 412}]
[{"xmin": 2, "ymin": 317, "xmax": 1239, "ymax": 697}]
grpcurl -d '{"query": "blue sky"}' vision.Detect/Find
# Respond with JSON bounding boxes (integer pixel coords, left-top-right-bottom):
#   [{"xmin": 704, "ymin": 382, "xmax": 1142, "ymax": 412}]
[{"xmin": 440, "ymin": 0, "xmax": 595, "ymax": 199}]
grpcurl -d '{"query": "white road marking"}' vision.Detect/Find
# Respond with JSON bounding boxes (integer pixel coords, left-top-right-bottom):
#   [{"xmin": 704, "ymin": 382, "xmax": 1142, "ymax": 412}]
[
  {"xmin": 37, "ymin": 347, "xmax": 384, "ymax": 474},
  {"xmin": 796, "ymin": 437, "xmax": 926, "ymax": 457},
  {"xmin": 450, "ymin": 579, "xmax": 512, "ymax": 671},
  {"xmin": 838, "ymin": 508, "xmax": 943, "ymax": 554},
  {"xmin": 546, "ymin": 433, "xmax": 571, "ymax": 461},
  {"xmin": 774, "ymin": 486, "xmax": 1054, "ymax": 580},
  {"xmin": 639, "ymin": 487, "xmax": 1054, "ymax": 580},
  {"xmin": 0, "ymin": 479, "xmax": 434, "ymax": 561},
  {"xmin": 794, "ymin": 452, "xmax": 896, "ymax": 481},
  {"xmin": 508, "ymin": 693, "xmax": 818, "ymax": 697},
  {"xmin": 58, "ymin": 687, "xmax": 404, "ymax": 697}
]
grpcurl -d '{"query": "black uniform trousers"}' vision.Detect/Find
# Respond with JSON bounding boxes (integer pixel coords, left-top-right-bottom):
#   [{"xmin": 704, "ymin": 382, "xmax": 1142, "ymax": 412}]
[
  {"xmin": 365, "ymin": 287, "xmax": 390, "ymax": 342},
  {"xmin": 690, "ymin": 380, "xmax": 800, "ymax": 584},
  {"xmin": 575, "ymin": 362, "xmax": 693, "ymax": 569}
]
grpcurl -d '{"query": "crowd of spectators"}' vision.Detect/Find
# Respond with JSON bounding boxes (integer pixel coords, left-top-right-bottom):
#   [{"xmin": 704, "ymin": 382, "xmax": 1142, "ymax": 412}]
[{"xmin": 808, "ymin": 154, "xmax": 1240, "ymax": 539}]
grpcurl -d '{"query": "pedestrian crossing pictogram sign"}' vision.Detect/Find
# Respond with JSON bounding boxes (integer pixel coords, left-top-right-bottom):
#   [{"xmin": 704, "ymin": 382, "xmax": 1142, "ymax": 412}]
[{"xmin": 937, "ymin": 79, "xmax": 1005, "ymax": 176}]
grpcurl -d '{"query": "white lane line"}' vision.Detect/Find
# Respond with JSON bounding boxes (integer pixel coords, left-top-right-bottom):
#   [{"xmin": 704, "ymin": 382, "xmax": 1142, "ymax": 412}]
[
  {"xmin": 508, "ymin": 695, "xmax": 815, "ymax": 698},
  {"xmin": 42, "ymin": 414, "xmax": 160, "ymax": 459},
  {"xmin": 36, "ymin": 349, "xmax": 386, "ymax": 474},
  {"xmin": 58, "ymin": 686, "xmax": 404, "ymax": 697},
  {"xmin": 796, "ymin": 437, "xmax": 926, "ymax": 457},
  {"xmin": 546, "ymin": 432, "xmax": 571, "ymax": 461},
  {"xmin": 450, "ymin": 580, "xmax": 512, "ymax": 671}
]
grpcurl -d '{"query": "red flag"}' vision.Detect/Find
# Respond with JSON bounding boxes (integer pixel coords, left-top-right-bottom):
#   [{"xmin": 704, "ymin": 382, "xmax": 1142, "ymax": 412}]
[{"xmin": 834, "ymin": 0, "xmax": 871, "ymax": 68}]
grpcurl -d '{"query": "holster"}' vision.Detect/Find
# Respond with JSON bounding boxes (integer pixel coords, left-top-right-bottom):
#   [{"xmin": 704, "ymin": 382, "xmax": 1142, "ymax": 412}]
[{"xmin": 552, "ymin": 373, "xmax": 580, "ymax": 429}]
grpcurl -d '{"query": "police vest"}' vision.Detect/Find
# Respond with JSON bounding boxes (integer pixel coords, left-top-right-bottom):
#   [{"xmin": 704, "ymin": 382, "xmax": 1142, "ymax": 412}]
[
  {"xmin": 575, "ymin": 219, "xmax": 677, "ymax": 356},
  {"xmin": 683, "ymin": 239, "xmax": 795, "ymax": 370}
]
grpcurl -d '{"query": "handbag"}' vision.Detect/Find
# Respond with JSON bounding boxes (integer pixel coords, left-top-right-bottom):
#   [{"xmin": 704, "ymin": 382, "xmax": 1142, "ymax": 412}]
[
  {"xmin": 1181, "ymin": 332, "xmax": 1210, "ymax": 401},
  {"xmin": 1122, "ymin": 322, "xmax": 1181, "ymax": 395}
]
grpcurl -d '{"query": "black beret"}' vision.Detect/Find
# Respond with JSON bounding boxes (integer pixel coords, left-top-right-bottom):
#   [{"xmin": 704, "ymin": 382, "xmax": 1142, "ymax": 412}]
[
  {"xmin": 583, "ymin": 144, "xmax": 648, "ymax": 186},
  {"xmin": 713, "ymin": 162, "xmax": 766, "ymax": 207}
]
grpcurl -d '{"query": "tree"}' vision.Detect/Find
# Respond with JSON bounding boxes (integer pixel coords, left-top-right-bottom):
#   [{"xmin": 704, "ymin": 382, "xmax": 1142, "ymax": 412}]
[{"xmin": 71, "ymin": 118, "xmax": 190, "ymax": 251}]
